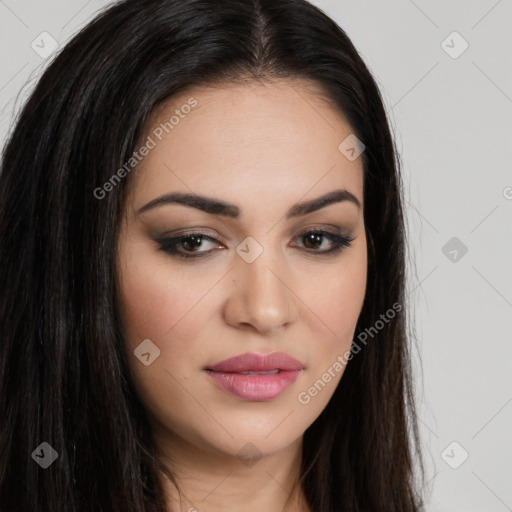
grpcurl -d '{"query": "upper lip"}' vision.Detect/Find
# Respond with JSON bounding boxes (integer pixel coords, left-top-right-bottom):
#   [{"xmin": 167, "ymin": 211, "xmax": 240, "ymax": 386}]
[{"xmin": 205, "ymin": 352, "xmax": 304, "ymax": 372}]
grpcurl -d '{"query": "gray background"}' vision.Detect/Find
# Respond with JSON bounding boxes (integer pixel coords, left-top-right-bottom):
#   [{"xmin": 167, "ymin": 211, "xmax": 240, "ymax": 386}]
[{"xmin": 1, "ymin": 1, "xmax": 511, "ymax": 510}]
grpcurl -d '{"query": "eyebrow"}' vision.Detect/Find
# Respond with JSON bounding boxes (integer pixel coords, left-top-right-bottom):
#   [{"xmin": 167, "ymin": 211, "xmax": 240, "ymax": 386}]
[{"xmin": 135, "ymin": 188, "xmax": 361, "ymax": 219}]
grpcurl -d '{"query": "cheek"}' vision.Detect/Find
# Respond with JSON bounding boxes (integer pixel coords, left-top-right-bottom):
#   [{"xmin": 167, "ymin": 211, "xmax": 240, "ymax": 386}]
[
  {"xmin": 116, "ymin": 258, "xmax": 216, "ymax": 430},
  {"xmin": 306, "ymin": 249, "xmax": 367, "ymax": 342},
  {"xmin": 324, "ymin": 273, "xmax": 366, "ymax": 341},
  {"xmin": 118, "ymin": 267, "xmax": 178, "ymax": 348},
  {"xmin": 117, "ymin": 262, "xmax": 218, "ymax": 360},
  {"xmin": 298, "ymin": 246, "xmax": 367, "ymax": 394},
  {"xmin": 292, "ymin": 255, "xmax": 366, "ymax": 414}
]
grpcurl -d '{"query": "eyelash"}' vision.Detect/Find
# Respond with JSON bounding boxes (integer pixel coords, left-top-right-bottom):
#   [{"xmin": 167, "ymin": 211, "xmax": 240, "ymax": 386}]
[{"xmin": 155, "ymin": 229, "xmax": 354, "ymax": 260}]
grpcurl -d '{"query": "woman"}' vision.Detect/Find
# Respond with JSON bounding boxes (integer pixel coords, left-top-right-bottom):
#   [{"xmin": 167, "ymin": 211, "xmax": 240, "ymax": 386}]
[{"xmin": 0, "ymin": 0, "xmax": 425, "ymax": 510}]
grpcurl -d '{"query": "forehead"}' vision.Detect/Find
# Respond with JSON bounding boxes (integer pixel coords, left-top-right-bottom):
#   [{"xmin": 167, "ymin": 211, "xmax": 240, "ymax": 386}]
[{"xmin": 126, "ymin": 79, "xmax": 364, "ymax": 215}]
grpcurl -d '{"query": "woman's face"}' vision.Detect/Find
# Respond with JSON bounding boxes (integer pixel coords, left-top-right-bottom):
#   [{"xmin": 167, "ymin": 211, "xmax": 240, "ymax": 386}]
[{"xmin": 116, "ymin": 79, "xmax": 367, "ymax": 463}]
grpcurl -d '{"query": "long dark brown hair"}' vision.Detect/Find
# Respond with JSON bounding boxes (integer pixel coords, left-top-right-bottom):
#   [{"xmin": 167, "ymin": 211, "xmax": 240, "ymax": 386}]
[{"xmin": 0, "ymin": 0, "xmax": 425, "ymax": 510}]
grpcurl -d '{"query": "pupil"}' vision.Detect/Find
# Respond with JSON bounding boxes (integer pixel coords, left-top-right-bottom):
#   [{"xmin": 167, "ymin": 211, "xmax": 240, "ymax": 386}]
[
  {"xmin": 304, "ymin": 233, "xmax": 322, "ymax": 249},
  {"xmin": 183, "ymin": 235, "xmax": 202, "ymax": 251}
]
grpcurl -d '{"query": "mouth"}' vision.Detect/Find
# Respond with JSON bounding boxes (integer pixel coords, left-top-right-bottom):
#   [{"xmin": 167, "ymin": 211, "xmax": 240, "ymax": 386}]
[{"xmin": 204, "ymin": 352, "xmax": 304, "ymax": 401}]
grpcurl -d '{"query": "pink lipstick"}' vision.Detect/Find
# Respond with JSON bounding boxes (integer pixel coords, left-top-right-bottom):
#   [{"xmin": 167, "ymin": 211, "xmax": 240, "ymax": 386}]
[{"xmin": 204, "ymin": 352, "xmax": 303, "ymax": 401}]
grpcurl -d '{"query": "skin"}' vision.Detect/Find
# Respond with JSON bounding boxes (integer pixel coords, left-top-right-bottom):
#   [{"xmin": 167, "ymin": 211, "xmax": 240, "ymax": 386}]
[{"xmin": 116, "ymin": 78, "xmax": 367, "ymax": 512}]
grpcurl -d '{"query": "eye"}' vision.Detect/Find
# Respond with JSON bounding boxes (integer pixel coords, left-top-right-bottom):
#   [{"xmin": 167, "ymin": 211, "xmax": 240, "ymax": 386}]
[
  {"xmin": 291, "ymin": 229, "xmax": 354, "ymax": 255},
  {"xmin": 155, "ymin": 228, "xmax": 354, "ymax": 260},
  {"xmin": 155, "ymin": 232, "xmax": 223, "ymax": 259}
]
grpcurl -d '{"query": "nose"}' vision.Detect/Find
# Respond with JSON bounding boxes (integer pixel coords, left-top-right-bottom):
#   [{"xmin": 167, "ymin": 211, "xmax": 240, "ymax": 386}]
[{"xmin": 222, "ymin": 246, "xmax": 298, "ymax": 334}]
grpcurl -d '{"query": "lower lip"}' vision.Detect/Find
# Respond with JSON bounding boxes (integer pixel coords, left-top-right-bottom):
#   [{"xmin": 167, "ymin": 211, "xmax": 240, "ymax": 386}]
[{"xmin": 204, "ymin": 369, "xmax": 302, "ymax": 401}]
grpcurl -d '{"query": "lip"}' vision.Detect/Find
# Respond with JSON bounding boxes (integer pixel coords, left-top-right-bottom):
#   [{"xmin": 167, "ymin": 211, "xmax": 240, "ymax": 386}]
[
  {"xmin": 204, "ymin": 352, "xmax": 304, "ymax": 401},
  {"xmin": 205, "ymin": 352, "xmax": 304, "ymax": 372}
]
